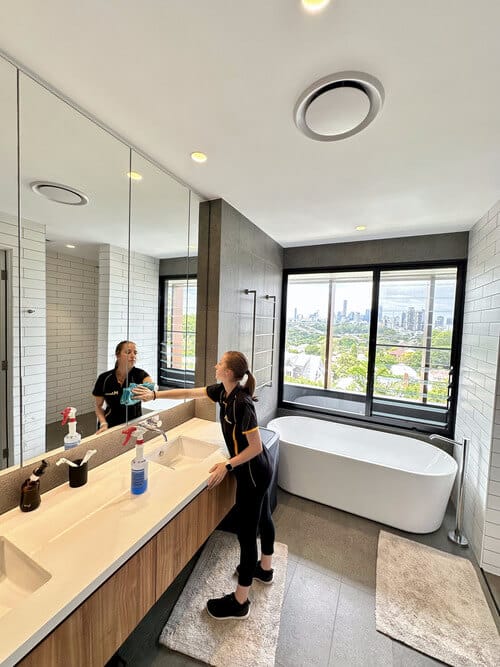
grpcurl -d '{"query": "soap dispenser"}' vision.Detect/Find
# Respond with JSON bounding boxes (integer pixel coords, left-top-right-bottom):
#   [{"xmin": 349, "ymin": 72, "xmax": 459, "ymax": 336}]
[
  {"xmin": 20, "ymin": 460, "xmax": 48, "ymax": 512},
  {"xmin": 122, "ymin": 426, "xmax": 148, "ymax": 495},
  {"xmin": 61, "ymin": 407, "xmax": 82, "ymax": 450}
]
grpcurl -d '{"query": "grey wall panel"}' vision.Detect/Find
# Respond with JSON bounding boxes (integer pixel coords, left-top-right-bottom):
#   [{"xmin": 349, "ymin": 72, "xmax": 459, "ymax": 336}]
[
  {"xmin": 195, "ymin": 198, "xmax": 283, "ymax": 426},
  {"xmin": 284, "ymin": 232, "xmax": 469, "ymax": 270}
]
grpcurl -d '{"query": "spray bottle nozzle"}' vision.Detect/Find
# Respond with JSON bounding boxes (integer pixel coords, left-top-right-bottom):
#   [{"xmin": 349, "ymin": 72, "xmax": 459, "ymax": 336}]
[
  {"xmin": 121, "ymin": 426, "xmax": 147, "ymax": 447},
  {"xmin": 61, "ymin": 407, "xmax": 77, "ymax": 426},
  {"xmin": 122, "ymin": 426, "xmax": 137, "ymax": 447}
]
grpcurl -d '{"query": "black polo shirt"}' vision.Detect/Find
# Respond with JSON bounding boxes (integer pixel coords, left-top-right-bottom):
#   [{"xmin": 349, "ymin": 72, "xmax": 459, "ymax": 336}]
[
  {"xmin": 92, "ymin": 367, "xmax": 149, "ymax": 427},
  {"xmin": 206, "ymin": 383, "xmax": 259, "ymax": 456}
]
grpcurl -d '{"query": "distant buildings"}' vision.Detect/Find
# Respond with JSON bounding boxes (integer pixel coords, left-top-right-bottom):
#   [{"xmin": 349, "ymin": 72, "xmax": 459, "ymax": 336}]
[{"xmin": 293, "ymin": 303, "xmax": 452, "ymax": 330}]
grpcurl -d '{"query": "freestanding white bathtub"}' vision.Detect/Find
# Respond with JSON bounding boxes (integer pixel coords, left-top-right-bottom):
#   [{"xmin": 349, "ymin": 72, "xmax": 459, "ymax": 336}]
[{"xmin": 267, "ymin": 416, "xmax": 457, "ymax": 533}]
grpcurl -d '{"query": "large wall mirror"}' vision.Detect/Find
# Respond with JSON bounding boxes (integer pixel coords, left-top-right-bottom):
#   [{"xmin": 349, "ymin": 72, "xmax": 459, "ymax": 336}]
[
  {"xmin": 19, "ymin": 72, "xmax": 130, "ymax": 463},
  {"xmin": 128, "ymin": 151, "xmax": 193, "ymax": 419},
  {"xmin": 0, "ymin": 58, "xmax": 21, "ymax": 469},
  {"xmin": 0, "ymin": 51, "xmax": 200, "ymax": 473}
]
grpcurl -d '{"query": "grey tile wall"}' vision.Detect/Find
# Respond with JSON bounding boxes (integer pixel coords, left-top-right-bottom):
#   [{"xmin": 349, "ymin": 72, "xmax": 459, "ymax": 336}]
[{"xmin": 195, "ymin": 199, "xmax": 283, "ymax": 426}]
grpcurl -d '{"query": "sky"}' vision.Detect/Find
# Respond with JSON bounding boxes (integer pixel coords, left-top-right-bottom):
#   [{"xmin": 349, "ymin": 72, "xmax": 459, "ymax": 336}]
[{"xmin": 287, "ymin": 278, "xmax": 456, "ymax": 320}]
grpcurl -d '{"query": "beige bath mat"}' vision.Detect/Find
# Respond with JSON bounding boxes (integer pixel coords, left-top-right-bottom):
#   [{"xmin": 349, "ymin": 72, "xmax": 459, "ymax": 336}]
[
  {"xmin": 376, "ymin": 531, "xmax": 500, "ymax": 666},
  {"xmin": 160, "ymin": 530, "xmax": 288, "ymax": 666}
]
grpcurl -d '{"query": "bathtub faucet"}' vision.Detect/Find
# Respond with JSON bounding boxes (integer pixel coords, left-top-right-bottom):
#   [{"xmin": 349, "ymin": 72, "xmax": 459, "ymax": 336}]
[{"xmin": 429, "ymin": 434, "xmax": 468, "ymax": 547}]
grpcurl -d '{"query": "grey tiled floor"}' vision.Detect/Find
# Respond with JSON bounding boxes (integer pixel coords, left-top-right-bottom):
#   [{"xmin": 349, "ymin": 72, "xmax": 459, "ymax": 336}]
[{"xmin": 116, "ymin": 489, "xmax": 498, "ymax": 667}]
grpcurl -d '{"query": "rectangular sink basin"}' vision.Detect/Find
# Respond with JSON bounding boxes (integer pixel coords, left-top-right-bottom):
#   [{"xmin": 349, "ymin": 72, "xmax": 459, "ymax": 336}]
[
  {"xmin": 0, "ymin": 537, "xmax": 51, "ymax": 619},
  {"xmin": 148, "ymin": 436, "xmax": 220, "ymax": 470}
]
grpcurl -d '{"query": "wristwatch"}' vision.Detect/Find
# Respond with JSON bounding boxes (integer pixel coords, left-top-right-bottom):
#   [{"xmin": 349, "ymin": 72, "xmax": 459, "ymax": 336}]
[{"xmin": 225, "ymin": 462, "xmax": 233, "ymax": 472}]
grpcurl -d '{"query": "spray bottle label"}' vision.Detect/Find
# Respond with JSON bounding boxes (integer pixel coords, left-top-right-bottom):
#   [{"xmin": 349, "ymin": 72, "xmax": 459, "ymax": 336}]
[
  {"xmin": 131, "ymin": 460, "xmax": 148, "ymax": 494},
  {"xmin": 64, "ymin": 435, "xmax": 81, "ymax": 450}
]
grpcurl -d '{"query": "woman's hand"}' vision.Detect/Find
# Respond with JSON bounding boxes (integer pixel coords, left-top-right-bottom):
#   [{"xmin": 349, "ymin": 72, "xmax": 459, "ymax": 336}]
[
  {"xmin": 207, "ymin": 462, "xmax": 227, "ymax": 489},
  {"xmin": 96, "ymin": 422, "xmax": 108, "ymax": 434},
  {"xmin": 132, "ymin": 386, "xmax": 154, "ymax": 402}
]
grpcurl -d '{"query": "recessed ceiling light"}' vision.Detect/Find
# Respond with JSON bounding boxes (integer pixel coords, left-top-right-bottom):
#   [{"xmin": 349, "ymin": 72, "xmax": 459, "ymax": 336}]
[
  {"xmin": 31, "ymin": 181, "xmax": 89, "ymax": 206},
  {"xmin": 355, "ymin": 225, "xmax": 367, "ymax": 231},
  {"xmin": 191, "ymin": 152, "xmax": 207, "ymax": 163},
  {"xmin": 127, "ymin": 171, "xmax": 143, "ymax": 181},
  {"xmin": 302, "ymin": 0, "xmax": 330, "ymax": 12},
  {"xmin": 65, "ymin": 244, "xmax": 76, "ymax": 249},
  {"xmin": 294, "ymin": 71, "xmax": 384, "ymax": 142}
]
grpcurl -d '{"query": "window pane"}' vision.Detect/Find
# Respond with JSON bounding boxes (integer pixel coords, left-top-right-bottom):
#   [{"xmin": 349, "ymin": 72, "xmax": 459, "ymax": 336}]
[
  {"xmin": 285, "ymin": 275, "xmax": 328, "ymax": 387},
  {"xmin": 284, "ymin": 272, "xmax": 371, "ymax": 416},
  {"xmin": 328, "ymin": 272, "xmax": 372, "ymax": 397},
  {"xmin": 374, "ymin": 267, "xmax": 457, "ymax": 410}
]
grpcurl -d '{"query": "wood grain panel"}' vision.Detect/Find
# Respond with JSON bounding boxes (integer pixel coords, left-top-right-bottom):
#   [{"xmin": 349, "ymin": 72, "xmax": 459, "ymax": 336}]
[
  {"xmin": 18, "ymin": 538, "xmax": 156, "ymax": 667},
  {"xmin": 155, "ymin": 476, "xmax": 235, "ymax": 599}
]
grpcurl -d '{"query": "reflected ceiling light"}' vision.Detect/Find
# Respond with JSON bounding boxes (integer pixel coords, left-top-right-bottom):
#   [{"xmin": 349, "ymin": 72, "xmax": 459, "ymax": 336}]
[
  {"xmin": 355, "ymin": 225, "xmax": 367, "ymax": 231},
  {"xmin": 65, "ymin": 244, "xmax": 76, "ymax": 249},
  {"xmin": 294, "ymin": 71, "xmax": 384, "ymax": 141},
  {"xmin": 31, "ymin": 181, "xmax": 89, "ymax": 206},
  {"xmin": 302, "ymin": 0, "xmax": 330, "ymax": 12},
  {"xmin": 127, "ymin": 171, "xmax": 143, "ymax": 181},
  {"xmin": 191, "ymin": 152, "xmax": 207, "ymax": 163}
]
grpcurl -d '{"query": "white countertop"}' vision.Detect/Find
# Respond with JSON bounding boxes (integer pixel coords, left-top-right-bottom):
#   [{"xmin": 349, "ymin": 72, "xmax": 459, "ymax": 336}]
[{"xmin": 0, "ymin": 418, "xmax": 228, "ymax": 667}]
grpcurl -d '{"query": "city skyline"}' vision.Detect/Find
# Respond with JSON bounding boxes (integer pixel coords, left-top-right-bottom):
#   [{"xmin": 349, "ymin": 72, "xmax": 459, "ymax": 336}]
[{"xmin": 287, "ymin": 288, "xmax": 456, "ymax": 324}]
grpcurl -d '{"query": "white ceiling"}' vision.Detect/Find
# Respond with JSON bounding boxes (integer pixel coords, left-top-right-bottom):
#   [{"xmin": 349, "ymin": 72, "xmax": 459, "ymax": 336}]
[{"xmin": 1, "ymin": 0, "xmax": 499, "ymax": 247}]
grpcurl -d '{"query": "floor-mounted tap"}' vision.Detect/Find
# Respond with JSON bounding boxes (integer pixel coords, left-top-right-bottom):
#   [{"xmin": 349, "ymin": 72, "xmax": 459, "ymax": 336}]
[{"xmin": 429, "ymin": 434, "xmax": 468, "ymax": 547}]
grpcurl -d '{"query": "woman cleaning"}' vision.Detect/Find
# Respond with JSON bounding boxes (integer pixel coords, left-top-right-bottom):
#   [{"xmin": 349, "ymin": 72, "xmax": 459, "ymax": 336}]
[
  {"xmin": 133, "ymin": 350, "xmax": 275, "ymax": 620},
  {"xmin": 93, "ymin": 340, "xmax": 153, "ymax": 433}
]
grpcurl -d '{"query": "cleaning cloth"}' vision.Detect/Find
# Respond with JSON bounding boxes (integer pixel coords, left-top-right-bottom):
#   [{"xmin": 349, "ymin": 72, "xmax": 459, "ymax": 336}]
[{"xmin": 120, "ymin": 382, "xmax": 155, "ymax": 406}]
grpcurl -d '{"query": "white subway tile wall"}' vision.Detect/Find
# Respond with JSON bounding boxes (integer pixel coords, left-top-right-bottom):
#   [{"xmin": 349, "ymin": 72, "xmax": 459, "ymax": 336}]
[
  {"xmin": 128, "ymin": 250, "xmax": 159, "ymax": 383},
  {"xmin": 46, "ymin": 251, "xmax": 98, "ymax": 424},
  {"xmin": 18, "ymin": 221, "xmax": 47, "ymax": 461},
  {"xmin": 455, "ymin": 199, "xmax": 500, "ymax": 575},
  {"xmin": 97, "ymin": 245, "xmax": 129, "ymax": 373}
]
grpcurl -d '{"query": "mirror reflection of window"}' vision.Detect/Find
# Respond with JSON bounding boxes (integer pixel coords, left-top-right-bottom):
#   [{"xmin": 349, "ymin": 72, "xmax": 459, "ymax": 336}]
[{"xmin": 159, "ymin": 277, "xmax": 197, "ymax": 389}]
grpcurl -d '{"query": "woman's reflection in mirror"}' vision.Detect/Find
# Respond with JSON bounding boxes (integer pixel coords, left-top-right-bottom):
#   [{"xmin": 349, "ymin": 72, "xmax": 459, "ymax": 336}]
[{"xmin": 92, "ymin": 341, "xmax": 153, "ymax": 433}]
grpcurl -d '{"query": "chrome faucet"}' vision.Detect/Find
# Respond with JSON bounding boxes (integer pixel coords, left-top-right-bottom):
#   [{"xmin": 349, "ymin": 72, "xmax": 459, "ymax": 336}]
[
  {"xmin": 139, "ymin": 415, "xmax": 168, "ymax": 442},
  {"xmin": 429, "ymin": 434, "xmax": 468, "ymax": 547}
]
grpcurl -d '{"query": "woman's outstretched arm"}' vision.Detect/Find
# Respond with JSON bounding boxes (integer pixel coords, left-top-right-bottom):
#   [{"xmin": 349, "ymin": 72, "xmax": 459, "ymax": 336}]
[{"xmin": 132, "ymin": 386, "xmax": 208, "ymax": 401}]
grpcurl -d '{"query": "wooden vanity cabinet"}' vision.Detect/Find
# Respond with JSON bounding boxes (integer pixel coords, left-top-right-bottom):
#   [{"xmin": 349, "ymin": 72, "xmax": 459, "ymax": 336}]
[
  {"xmin": 18, "ymin": 476, "xmax": 235, "ymax": 667},
  {"xmin": 155, "ymin": 471, "xmax": 236, "ymax": 597}
]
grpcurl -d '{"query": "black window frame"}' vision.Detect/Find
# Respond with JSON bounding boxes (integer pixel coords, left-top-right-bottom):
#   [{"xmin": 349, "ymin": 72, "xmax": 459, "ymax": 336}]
[
  {"xmin": 278, "ymin": 259, "xmax": 466, "ymax": 437},
  {"xmin": 158, "ymin": 274, "xmax": 197, "ymax": 388}
]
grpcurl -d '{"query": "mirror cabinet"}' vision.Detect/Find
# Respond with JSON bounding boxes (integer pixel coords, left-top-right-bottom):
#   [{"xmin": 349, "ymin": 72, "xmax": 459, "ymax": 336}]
[{"xmin": 0, "ymin": 53, "xmax": 199, "ymax": 472}]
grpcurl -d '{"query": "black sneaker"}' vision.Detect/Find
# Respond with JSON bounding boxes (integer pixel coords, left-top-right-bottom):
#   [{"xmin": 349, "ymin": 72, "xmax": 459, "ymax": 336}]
[
  {"xmin": 206, "ymin": 592, "xmax": 250, "ymax": 620},
  {"xmin": 235, "ymin": 560, "xmax": 274, "ymax": 584}
]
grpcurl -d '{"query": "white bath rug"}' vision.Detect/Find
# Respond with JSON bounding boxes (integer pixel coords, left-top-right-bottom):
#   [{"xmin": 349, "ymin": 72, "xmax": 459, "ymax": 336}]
[
  {"xmin": 376, "ymin": 531, "xmax": 500, "ymax": 667},
  {"xmin": 159, "ymin": 530, "xmax": 288, "ymax": 666}
]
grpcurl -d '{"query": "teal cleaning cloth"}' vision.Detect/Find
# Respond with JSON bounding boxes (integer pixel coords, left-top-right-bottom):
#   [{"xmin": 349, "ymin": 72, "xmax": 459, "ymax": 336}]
[{"xmin": 120, "ymin": 382, "xmax": 155, "ymax": 406}]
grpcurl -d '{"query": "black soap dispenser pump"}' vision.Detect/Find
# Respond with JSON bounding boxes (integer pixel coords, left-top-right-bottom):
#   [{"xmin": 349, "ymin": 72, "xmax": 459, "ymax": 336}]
[{"xmin": 20, "ymin": 460, "xmax": 48, "ymax": 512}]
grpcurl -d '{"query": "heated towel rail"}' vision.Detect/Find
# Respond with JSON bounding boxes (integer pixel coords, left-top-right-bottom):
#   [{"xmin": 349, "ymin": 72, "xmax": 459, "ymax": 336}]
[{"xmin": 244, "ymin": 289, "xmax": 276, "ymax": 389}]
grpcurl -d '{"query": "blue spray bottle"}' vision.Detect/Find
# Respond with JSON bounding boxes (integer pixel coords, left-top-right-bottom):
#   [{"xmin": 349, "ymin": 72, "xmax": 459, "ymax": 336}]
[{"xmin": 122, "ymin": 426, "xmax": 148, "ymax": 495}]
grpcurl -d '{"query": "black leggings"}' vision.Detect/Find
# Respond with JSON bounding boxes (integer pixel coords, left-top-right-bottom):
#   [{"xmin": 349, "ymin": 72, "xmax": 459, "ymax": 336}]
[{"xmin": 235, "ymin": 463, "xmax": 275, "ymax": 587}]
